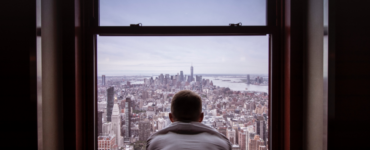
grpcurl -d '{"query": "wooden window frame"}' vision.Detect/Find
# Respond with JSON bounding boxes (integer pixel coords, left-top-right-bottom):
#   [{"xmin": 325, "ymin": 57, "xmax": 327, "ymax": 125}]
[{"xmin": 73, "ymin": 0, "xmax": 303, "ymax": 149}]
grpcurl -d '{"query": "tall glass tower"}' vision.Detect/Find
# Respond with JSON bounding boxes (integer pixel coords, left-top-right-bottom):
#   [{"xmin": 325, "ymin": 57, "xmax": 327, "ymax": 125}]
[
  {"xmin": 124, "ymin": 97, "xmax": 131, "ymax": 143},
  {"xmin": 106, "ymin": 87, "xmax": 114, "ymax": 122},
  {"xmin": 190, "ymin": 65, "xmax": 194, "ymax": 81},
  {"xmin": 180, "ymin": 71, "xmax": 184, "ymax": 81}
]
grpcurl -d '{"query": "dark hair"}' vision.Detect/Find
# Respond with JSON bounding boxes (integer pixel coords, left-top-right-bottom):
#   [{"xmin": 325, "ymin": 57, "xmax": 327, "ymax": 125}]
[{"xmin": 171, "ymin": 90, "xmax": 202, "ymax": 122}]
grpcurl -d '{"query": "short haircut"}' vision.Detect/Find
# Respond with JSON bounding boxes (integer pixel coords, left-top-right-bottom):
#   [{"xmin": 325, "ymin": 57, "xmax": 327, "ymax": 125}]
[{"xmin": 171, "ymin": 90, "xmax": 202, "ymax": 122}]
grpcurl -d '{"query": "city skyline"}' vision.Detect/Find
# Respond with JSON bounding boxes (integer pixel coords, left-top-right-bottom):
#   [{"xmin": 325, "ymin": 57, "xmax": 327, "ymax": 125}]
[
  {"xmin": 97, "ymin": 71, "xmax": 269, "ymax": 149},
  {"xmin": 98, "ymin": 66, "xmax": 268, "ymax": 77}
]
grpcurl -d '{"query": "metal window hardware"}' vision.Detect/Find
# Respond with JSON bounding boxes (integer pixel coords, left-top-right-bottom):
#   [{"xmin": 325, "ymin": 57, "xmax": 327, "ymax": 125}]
[
  {"xmin": 229, "ymin": 22, "xmax": 242, "ymax": 27},
  {"xmin": 130, "ymin": 23, "xmax": 142, "ymax": 27}
]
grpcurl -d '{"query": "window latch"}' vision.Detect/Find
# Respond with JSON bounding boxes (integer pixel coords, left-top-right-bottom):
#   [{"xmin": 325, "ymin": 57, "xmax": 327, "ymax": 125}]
[
  {"xmin": 229, "ymin": 22, "xmax": 242, "ymax": 27},
  {"xmin": 130, "ymin": 23, "xmax": 142, "ymax": 27}
]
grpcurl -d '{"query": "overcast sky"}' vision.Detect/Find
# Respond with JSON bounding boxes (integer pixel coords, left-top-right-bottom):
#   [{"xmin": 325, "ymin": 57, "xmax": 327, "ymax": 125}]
[{"xmin": 98, "ymin": 0, "xmax": 268, "ymax": 76}]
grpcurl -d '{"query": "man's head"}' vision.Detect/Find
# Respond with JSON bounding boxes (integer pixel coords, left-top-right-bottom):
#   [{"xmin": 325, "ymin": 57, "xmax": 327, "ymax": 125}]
[{"xmin": 169, "ymin": 90, "xmax": 203, "ymax": 122}]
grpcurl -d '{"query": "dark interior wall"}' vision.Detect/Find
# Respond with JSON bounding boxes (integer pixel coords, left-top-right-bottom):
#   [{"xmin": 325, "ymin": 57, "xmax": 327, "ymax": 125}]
[
  {"xmin": 0, "ymin": 0, "xmax": 369, "ymax": 150},
  {"xmin": 0, "ymin": 0, "xmax": 38, "ymax": 149},
  {"xmin": 328, "ymin": 0, "xmax": 370, "ymax": 149},
  {"xmin": 61, "ymin": 0, "xmax": 78, "ymax": 149}
]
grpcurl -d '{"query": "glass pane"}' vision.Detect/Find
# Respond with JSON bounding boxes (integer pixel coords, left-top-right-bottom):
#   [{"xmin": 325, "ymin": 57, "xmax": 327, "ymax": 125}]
[
  {"xmin": 97, "ymin": 36, "xmax": 269, "ymax": 150},
  {"xmin": 100, "ymin": 0, "xmax": 266, "ymax": 26}
]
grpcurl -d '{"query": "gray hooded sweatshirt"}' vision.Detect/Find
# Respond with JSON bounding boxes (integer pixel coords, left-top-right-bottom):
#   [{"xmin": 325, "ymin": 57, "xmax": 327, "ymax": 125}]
[{"xmin": 147, "ymin": 121, "xmax": 231, "ymax": 150}]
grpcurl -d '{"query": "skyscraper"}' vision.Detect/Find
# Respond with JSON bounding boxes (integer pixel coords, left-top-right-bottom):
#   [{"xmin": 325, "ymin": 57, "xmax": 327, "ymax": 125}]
[
  {"xmin": 175, "ymin": 74, "xmax": 179, "ymax": 82},
  {"xmin": 106, "ymin": 87, "xmax": 114, "ymax": 122},
  {"xmin": 190, "ymin": 65, "xmax": 194, "ymax": 82},
  {"xmin": 102, "ymin": 75, "xmax": 106, "ymax": 86},
  {"xmin": 150, "ymin": 77, "xmax": 154, "ymax": 85},
  {"xmin": 124, "ymin": 97, "xmax": 131, "ymax": 143},
  {"xmin": 165, "ymin": 74, "xmax": 169, "ymax": 84},
  {"xmin": 238, "ymin": 129, "xmax": 247, "ymax": 150},
  {"xmin": 255, "ymin": 116, "xmax": 266, "ymax": 142},
  {"xmin": 180, "ymin": 71, "xmax": 184, "ymax": 82},
  {"xmin": 98, "ymin": 111, "xmax": 104, "ymax": 135},
  {"xmin": 159, "ymin": 74, "xmax": 164, "ymax": 84},
  {"xmin": 112, "ymin": 104, "xmax": 122, "ymax": 147},
  {"xmin": 247, "ymin": 74, "xmax": 250, "ymax": 84},
  {"xmin": 226, "ymin": 128, "xmax": 236, "ymax": 144},
  {"xmin": 196, "ymin": 75, "xmax": 202, "ymax": 82},
  {"xmin": 138, "ymin": 119, "xmax": 151, "ymax": 141}
]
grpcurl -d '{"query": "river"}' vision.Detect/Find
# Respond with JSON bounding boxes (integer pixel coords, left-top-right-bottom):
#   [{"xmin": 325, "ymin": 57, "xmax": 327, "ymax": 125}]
[{"xmin": 202, "ymin": 76, "xmax": 268, "ymax": 93}]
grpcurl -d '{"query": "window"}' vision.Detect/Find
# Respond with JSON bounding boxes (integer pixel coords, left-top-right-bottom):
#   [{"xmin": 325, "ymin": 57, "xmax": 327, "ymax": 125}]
[
  {"xmin": 84, "ymin": 0, "xmax": 283, "ymax": 150},
  {"xmin": 97, "ymin": 36, "xmax": 269, "ymax": 149}
]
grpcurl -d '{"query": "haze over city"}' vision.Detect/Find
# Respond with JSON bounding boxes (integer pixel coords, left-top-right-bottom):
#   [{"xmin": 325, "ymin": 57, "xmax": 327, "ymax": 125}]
[{"xmin": 98, "ymin": 36, "xmax": 269, "ymax": 76}]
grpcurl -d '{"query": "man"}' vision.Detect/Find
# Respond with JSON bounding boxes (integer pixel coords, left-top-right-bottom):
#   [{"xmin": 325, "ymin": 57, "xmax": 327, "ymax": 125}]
[{"xmin": 147, "ymin": 90, "xmax": 231, "ymax": 150}]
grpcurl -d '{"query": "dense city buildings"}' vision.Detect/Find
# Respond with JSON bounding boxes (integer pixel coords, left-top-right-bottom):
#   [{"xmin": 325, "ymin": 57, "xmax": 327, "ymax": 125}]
[{"xmin": 97, "ymin": 66, "xmax": 269, "ymax": 150}]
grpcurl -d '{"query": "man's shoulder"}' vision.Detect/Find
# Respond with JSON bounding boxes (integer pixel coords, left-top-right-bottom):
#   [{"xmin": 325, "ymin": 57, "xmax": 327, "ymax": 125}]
[
  {"xmin": 147, "ymin": 122, "xmax": 231, "ymax": 150},
  {"xmin": 148, "ymin": 132, "xmax": 230, "ymax": 150}
]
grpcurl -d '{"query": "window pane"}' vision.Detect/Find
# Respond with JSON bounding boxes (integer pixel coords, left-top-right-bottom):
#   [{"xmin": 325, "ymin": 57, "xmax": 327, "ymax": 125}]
[
  {"xmin": 100, "ymin": 0, "xmax": 266, "ymax": 26},
  {"xmin": 97, "ymin": 36, "xmax": 269, "ymax": 150}
]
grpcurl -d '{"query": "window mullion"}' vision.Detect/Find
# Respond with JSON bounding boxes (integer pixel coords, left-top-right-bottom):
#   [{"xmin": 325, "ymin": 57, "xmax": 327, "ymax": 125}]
[{"xmin": 94, "ymin": 26, "xmax": 275, "ymax": 36}]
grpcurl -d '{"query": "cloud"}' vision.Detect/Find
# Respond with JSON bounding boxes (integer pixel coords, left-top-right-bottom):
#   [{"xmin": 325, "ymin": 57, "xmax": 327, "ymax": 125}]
[
  {"xmin": 98, "ymin": 36, "xmax": 268, "ymax": 76},
  {"xmin": 100, "ymin": 0, "xmax": 266, "ymax": 26},
  {"xmin": 240, "ymin": 57, "xmax": 246, "ymax": 61}
]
